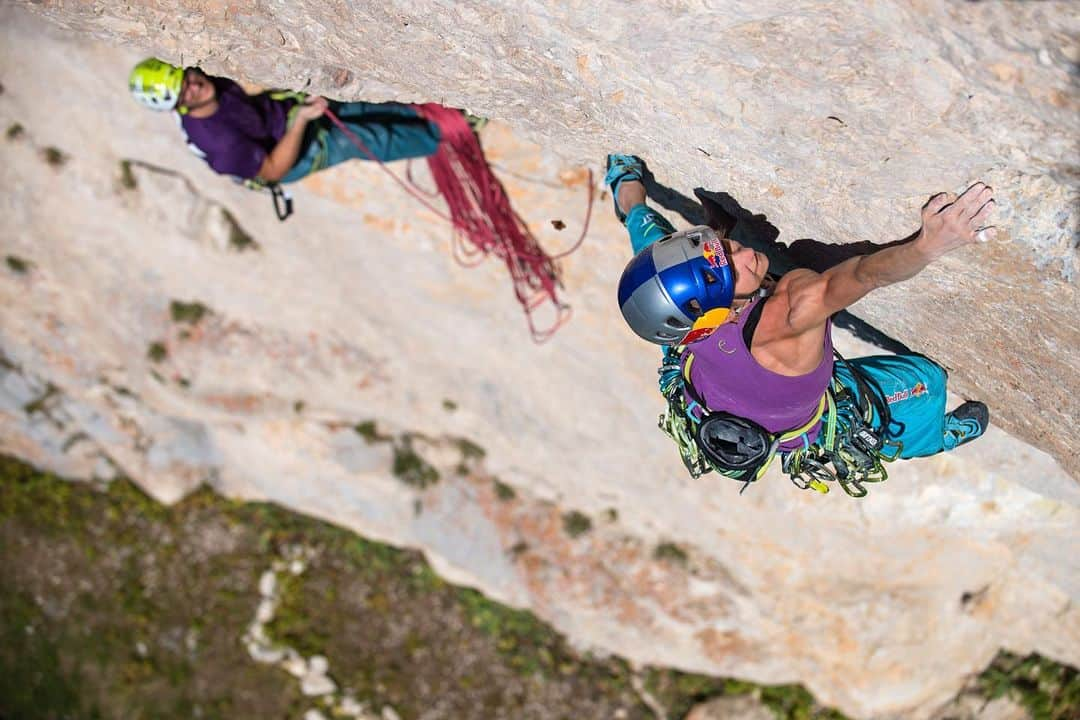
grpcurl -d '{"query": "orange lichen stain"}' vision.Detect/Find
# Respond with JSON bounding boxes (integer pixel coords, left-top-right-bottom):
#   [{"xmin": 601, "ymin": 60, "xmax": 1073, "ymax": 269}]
[
  {"xmin": 301, "ymin": 172, "xmax": 367, "ymax": 208},
  {"xmin": 362, "ymin": 213, "xmax": 397, "ymax": 233},
  {"xmin": 831, "ymin": 620, "xmax": 859, "ymax": 655},
  {"xmin": 981, "ymin": 500, "xmax": 999, "ymax": 514},
  {"xmin": 767, "ymin": 185, "xmax": 784, "ymax": 198},
  {"xmin": 989, "ymin": 63, "xmax": 1021, "ymax": 83},
  {"xmin": 203, "ymin": 393, "xmax": 264, "ymax": 413},
  {"xmin": 503, "ymin": 183, "xmax": 531, "ymax": 202},
  {"xmin": 558, "ymin": 167, "xmax": 591, "ymax": 188},
  {"xmin": 696, "ymin": 627, "xmax": 752, "ymax": 662},
  {"xmin": 967, "ymin": 590, "xmax": 998, "ymax": 620},
  {"xmin": 609, "ymin": 89, "xmax": 626, "ymax": 104},
  {"xmin": 1044, "ymin": 88, "xmax": 1070, "ymax": 108},
  {"xmin": 576, "ymin": 54, "xmax": 596, "ymax": 85}
]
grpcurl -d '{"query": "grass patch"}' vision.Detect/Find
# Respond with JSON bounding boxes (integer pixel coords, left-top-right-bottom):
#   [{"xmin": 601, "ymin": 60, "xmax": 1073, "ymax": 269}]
[
  {"xmin": 169, "ymin": 300, "xmax": 209, "ymax": 325},
  {"xmin": 562, "ymin": 511, "xmax": 592, "ymax": 539},
  {"xmin": 354, "ymin": 422, "xmax": 440, "ymax": 488},
  {"xmin": 654, "ymin": 541, "xmax": 688, "ymax": 566},
  {"xmin": 978, "ymin": 651, "xmax": 1080, "ymax": 720},
  {"xmin": 392, "ymin": 437, "xmax": 439, "ymax": 489},
  {"xmin": 454, "ymin": 437, "xmax": 486, "ymax": 461},
  {"xmin": 221, "ymin": 208, "xmax": 258, "ymax": 252},
  {"xmin": 354, "ymin": 420, "xmax": 389, "ymax": 444},
  {"xmin": 493, "ymin": 479, "xmax": 516, "ymax": 502},
  {"xmin": 5, "ymin": 454, "xmax": 1076, "ymax": 720},
  {"xmin": 42, "ymin": 146, "xmax": 67, "ymax": 166},
  {"xmin": 5, "ymin": 255, "xmax": 31, "ymax": 274},
  {"xmin": 22, "ymin": 383, "xmax": 58, "ymax": 415},
  {"xmin": 442, "ymin": 399, "xmax": 458, "ymax": 412},
  {"xmin": 265, "ymin": 572, "xmax": 330, "ymax": 659},
  {"xmin": 119, "ymin": 160, "xmax": 137, "ymax": 190},
  {"xmin": 6, "ymin": 123, "xmax": 24, "ymax": 140},
  {"xmin": 147, "ymin": 341, "xmax": 168, "ymax": 363},
  {"xmin": 457, "ymin": 588, "xmax": 567, "ymax": 676}
]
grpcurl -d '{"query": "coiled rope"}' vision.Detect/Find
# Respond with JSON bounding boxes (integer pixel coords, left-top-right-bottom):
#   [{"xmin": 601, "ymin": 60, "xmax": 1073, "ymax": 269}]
[{"xmin": 323, "ymin": 105, "xmax": 592, "ymax": 342}]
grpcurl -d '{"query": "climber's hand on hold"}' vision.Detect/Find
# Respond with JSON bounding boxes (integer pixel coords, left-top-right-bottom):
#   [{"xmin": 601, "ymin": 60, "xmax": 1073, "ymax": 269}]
[
  {"xmin": 915, "ymin": 182, "xmax": 997, "ymax": 261},
  {"xmin": 296, "ymin": 96, "xmax": 329, "ymax": 122},
  {"xmin": 257, "ymin": 96, "xmax": 330, "ymax": 183}
]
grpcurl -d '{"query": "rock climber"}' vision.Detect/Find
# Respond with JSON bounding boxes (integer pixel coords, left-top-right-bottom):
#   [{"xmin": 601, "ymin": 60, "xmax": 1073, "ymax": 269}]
[
  {"xmin": 128, "ymin": 58, "xmax": 448, "ymax": 186},
  {"xmin": 609, "ymin": 154, "xmax": 992, "ymax": 494},
  {"xmin": 128, "ymin": 58, "xmax": 575, "ymax": 341}
]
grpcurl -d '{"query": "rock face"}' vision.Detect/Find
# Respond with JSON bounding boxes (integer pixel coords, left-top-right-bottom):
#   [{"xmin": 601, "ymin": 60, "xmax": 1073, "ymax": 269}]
[{"xmin": 1, "ymin": 4, "xmax": 1077, "ymax": 719}]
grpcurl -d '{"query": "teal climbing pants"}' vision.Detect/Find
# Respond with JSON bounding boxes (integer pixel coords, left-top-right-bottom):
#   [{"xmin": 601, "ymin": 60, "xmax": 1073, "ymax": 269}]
[
  {"xmin": 624, "ymin": 203, "xmax": 677, "ymax": 254},
  {"xmin": 281, "ymin": 100, "xmax": 442, "ymax": 184}
]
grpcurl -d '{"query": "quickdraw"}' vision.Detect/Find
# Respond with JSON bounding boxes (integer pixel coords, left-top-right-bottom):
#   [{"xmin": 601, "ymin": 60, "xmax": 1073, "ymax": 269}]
[
  {"xmin": 657, "ymin": 346, "xmax": 902, "ymax": 498},
  {"xmin": 782, "ymin": 372, "xmax": 903, "ymax": 497},
  {"xmin": 241, "ymin": 178, "xmax": 294, "ymax": 221}
]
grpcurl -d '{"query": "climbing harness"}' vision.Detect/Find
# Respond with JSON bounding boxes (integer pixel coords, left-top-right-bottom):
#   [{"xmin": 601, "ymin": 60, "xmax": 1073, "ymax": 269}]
[
  {"xmin": 323, "ymin": 105, "xmax": 593, "ymax": 342},
  {"xmin": 658, "ymin": 346, "xmax": 902, "ymax": 497},
  {"xmin": 781, "ymin": 356, "xmax": 903, "ymax": 497}
]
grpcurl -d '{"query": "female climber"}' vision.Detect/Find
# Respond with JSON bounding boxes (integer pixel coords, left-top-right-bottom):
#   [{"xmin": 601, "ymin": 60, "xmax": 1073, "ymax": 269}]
[{"xmin": 608, "ymin": 154, "xmax": 993, "ymax": 495}]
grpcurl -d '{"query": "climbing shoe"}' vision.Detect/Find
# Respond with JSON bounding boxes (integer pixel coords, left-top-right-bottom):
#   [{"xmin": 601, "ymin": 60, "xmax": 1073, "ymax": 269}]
[
  {"xmin": 942, "ymin": 400, "xmax": 989, "ymax": 450},
  {"xmin": 605, "ymin": 153, "xmax": 644, "ymax": 225}
]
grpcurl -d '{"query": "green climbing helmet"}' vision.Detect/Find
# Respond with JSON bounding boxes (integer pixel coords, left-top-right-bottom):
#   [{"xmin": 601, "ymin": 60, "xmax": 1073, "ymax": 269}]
[{"xmin": 129, "ymin": 58, "xmax": 183, "ymax": 111}]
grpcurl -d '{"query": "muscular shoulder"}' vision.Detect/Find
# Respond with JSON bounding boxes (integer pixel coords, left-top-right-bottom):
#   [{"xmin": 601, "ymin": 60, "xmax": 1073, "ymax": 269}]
[
  {"xmin": 757, "ymin": 270, "xmax": 820, "ymax": 332},
  {"xmin": 750, "ymin": 272, "xmax": 830, "ymax": 373},
  {"xmin": 766, "ymin": 269, "xmax": 832, "ymax": 333}
]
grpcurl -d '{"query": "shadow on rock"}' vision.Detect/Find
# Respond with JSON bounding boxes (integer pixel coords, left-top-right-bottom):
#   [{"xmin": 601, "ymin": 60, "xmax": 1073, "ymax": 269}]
[{"xmin": 638, "ymin": 160, "xmax": 913, "ymax": 355}]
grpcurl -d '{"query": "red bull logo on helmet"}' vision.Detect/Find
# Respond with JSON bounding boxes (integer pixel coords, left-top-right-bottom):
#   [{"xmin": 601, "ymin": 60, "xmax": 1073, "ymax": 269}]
[{"xmin": 702, "ymin": 239, "xmax": 728, "ymax": 268}]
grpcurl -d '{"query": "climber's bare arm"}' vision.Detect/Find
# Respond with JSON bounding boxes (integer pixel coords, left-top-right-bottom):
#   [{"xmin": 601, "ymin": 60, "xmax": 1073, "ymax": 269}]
[
  {"xmin": 256, "ymin": 96, "xmax": 328, "ymax": 183},
  {"xmin": 777, "ymin": 183, "xmax": 996, "ymax": 336}
]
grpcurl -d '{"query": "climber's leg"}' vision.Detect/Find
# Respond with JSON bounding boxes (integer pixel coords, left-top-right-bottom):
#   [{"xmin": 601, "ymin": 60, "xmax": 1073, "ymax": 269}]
[{"xmin": 606, "ymin": 154, "xmax": 677, "ymax": 255}]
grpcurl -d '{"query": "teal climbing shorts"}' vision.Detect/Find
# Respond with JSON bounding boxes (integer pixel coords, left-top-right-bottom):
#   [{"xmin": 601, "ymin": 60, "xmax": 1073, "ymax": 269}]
[{"xmin": 833, "ymin": 354, "xmax": 950, "ymax": 458}]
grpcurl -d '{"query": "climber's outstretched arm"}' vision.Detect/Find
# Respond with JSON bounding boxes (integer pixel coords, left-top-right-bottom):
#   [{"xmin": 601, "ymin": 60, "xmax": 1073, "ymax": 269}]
[{"xmin": 778, "ymin": 182, "xmax": 996, "ymax": 335}]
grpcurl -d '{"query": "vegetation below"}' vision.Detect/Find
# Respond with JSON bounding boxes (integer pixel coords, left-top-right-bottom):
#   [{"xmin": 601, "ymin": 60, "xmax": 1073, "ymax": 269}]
[{"xmin": 1, "ymin": 455, "xmax": 1076, "ymax": 719}]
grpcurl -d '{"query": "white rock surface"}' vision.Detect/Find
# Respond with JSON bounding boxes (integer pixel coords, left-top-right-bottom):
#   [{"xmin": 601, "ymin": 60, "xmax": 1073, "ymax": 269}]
[
  {"xmin": 301, "ymin": 671, "xmax": 337, "ymax": 698},
  {"xmin": 686, "ymin": 694, "xmax": 775, "ymax": 720},
  {"xmin": 1, "ymin": 5, "xmax": 1078, "ymax": 719}
]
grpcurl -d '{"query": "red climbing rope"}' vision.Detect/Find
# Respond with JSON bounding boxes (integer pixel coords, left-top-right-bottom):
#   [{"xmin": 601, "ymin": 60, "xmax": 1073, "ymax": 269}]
[{"xmin": 323, "ymin": 106, "xmax": 593, "ymax": 343}]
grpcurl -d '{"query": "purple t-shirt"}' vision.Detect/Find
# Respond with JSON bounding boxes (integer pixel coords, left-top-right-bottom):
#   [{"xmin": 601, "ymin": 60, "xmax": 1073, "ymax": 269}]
[
  {"xmin": 683, "ymin": 296, "xmax": 833, "ymax": 450},
  {"xmin": 180, "ymin": 76, "xmax": 297, "ymax": 180}
]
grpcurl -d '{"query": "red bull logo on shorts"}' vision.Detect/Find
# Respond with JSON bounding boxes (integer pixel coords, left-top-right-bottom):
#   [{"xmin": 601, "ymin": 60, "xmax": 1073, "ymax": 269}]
[
  {"xmin": 702, "ymin": 239, "xmax": 728, "ymax": 268},
  {"xmin": 886, "ymin": 381, "xmax": 929, "ymax": 404}
]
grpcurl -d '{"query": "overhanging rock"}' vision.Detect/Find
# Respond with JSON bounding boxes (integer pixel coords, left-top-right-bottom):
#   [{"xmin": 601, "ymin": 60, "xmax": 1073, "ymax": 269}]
[{"xmin": 2, "ymin": 4, "xmax": 1078, "ymax": 718}]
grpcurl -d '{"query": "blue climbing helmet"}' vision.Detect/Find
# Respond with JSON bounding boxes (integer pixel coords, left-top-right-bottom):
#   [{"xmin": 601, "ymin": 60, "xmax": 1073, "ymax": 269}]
[{"xmin": 618, "ymin": 225, "xmax": 735, "ymax": 345}]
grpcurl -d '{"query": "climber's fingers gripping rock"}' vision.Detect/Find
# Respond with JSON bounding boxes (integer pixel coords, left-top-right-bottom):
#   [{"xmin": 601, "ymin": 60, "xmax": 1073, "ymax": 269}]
[{"xmin": 918, "ymin": 182, "xmax": 997, "ymax": 258}]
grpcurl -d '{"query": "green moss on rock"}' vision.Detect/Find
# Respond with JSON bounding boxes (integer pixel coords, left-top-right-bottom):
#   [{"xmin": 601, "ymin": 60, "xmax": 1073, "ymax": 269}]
[
  {"xmin": 169, "ymin": 300, "xmax": 209, "ymax": 325},
  {"xmin": 562, "ymin": 511, "xmax": 592, "ymax": 539}
]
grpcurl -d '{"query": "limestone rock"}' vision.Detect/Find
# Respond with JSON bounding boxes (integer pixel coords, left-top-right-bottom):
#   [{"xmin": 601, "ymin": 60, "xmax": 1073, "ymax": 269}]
[
  {"xmin": 1, "ymin": 5, "xmax": 1078, "ymax": 720},
  {"xmin": 301, "ymin": 668, "xmax": 338, "ymax": 697},
  {"xmin": 685, "ymin": 694, "xmax": 775, "ymax": 720},
  {"xmin": 13, "ymin": 0, "xmax": 1079, "ymax": 476}
]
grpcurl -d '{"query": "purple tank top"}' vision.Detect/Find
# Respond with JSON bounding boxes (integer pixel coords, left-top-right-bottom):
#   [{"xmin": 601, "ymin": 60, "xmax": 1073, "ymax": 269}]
[
  {"xmin": 683, "ymin": 297, "xmax": 833, "ymax": 449},
  {"xmin": 181, "ymin": 76, "xmax": 297, "ymax": 180}
]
